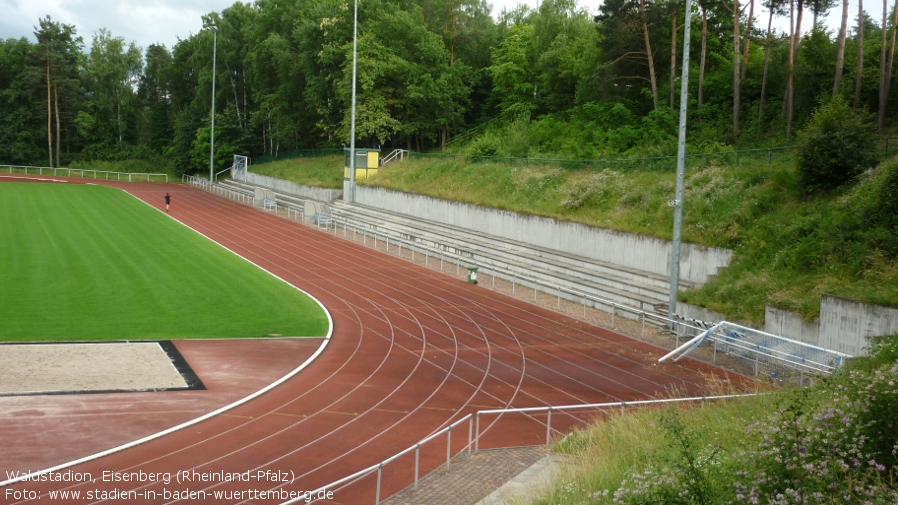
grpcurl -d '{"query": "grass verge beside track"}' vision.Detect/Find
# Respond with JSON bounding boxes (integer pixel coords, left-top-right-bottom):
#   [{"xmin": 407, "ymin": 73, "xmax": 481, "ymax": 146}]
[{"xmin": 0, "ymin": 182, "xmax": 329, "ymax": 341}]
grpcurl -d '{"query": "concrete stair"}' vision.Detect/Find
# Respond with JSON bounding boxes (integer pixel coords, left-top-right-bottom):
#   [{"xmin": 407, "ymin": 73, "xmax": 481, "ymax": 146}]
[{"xmin": 219, "ymin": 179, "xmax": 309, "ymax": 213}]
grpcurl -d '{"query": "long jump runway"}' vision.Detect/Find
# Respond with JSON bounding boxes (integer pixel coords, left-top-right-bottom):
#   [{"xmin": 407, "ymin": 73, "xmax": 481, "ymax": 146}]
[{"xmin": 1, "ymin": 180, "xmax": 750, "ymax": 504}]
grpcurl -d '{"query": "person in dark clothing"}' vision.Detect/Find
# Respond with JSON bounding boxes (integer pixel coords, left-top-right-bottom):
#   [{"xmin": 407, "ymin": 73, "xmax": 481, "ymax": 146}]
[{"xmin": 165, "ymin": 193, "xmax": 171, "ymax": 212}]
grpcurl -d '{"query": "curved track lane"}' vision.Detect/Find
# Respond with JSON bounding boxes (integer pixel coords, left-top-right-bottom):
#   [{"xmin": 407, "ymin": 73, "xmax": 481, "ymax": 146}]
[{"xmin": 1, "ymin": 180, "xmax": 751, "ymax": 505}]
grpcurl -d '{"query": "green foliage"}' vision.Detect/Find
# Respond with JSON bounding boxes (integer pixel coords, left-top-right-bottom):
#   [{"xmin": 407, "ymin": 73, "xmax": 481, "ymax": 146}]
[
  {"xmin": 796, "ymin": 96, "xmax": 878, "ymax": 192},
  {"xmin": 4, "ymin": 0, "xmax": 895, "ymax": 169},
  {"xmin": 538, "ymin": 362, "xmax": 898, "ymax": 505},
  {"xmin": 489, "ymin": 23, "xmax": 537, "ymax": 119},
  {"xmin": 190, "ymin": 120, "xmax": 238, "ymax": 173},
  {"xmin": 503, "ymin": 113, "xmax": 531, "ymax": 157}
]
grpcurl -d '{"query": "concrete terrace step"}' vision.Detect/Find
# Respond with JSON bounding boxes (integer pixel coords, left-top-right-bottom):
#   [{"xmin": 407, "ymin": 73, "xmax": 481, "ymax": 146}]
[
  {"xmin": 331, "ymin": 201, "xmax": 686, "ymax": 290},
  {"xmin": 329, "ymin": 201, "xmax": 680, "ymax": 313},
  {"xmin": 220, "ymin": 179, "xmax": 307, "ymax": 210}
]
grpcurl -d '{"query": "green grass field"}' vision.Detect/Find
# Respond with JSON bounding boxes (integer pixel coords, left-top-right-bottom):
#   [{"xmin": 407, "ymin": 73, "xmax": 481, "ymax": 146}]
[{"xmin": 0, "ymin": 183, "xmax": 330, "ymax": 341}]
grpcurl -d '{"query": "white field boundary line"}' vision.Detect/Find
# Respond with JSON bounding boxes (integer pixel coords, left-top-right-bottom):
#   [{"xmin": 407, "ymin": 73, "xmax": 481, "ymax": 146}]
[
  {"xmin": 0, "ymin": 175, "xmax": 69, "ymax": 183},
  {"xmin": 0, "ymin": 185, "xmax": 334, "ymax": 489}
]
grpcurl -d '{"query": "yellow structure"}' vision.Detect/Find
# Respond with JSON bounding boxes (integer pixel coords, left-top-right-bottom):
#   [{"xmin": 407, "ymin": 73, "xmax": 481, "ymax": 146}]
[{"xmin": 344, "ymin": 149, "xmax": 380, "ymax": 179}]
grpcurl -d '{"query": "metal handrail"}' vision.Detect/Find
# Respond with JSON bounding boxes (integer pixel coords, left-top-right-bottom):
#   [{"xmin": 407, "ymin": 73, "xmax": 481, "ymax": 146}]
[
  {"xmin": 379, "ymin": 149, "xmax": 409, "ymax": 166},
  {"xmin": 2, "ymin": 164, "xmax": 168, "ymax": 182},
  {"xmin": 287, "ymin": 394, "xmax": 755, "ymax": 505},
  {"xmin": 214, "ymin": 165, "xmax": 232, "ymax": 182},
  {"xmin": 285, "ymin": 415, "xmax": 475, "ymax": 505}
]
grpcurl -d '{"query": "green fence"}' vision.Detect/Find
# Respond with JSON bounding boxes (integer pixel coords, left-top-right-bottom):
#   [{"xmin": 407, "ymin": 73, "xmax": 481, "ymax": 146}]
[
  {"xmin": 408, "ymin": 146, "xmax": 796, "ymax": 171},
  {"xmin": 251, "ymin": 148, "xmax": 343, "ymax": 165}
]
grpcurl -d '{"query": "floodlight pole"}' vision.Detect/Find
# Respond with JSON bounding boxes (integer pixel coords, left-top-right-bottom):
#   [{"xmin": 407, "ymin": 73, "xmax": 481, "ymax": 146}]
[
  {"xmin": 346, "ymin": 0, "xmax": 359, "ymax": 203},
  {"xmin": 668, "ymin": 0, "xmax": 693, "ymax": 324},
  {"xmin": 209, "ymin": 25, "xmax": 218, "ymax": 185}
]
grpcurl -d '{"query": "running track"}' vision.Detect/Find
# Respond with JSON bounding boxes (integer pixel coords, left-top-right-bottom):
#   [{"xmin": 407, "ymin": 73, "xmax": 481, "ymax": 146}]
[{"xmin": 1, "ymin": 179, "xmax": 750, "ymax": 504}]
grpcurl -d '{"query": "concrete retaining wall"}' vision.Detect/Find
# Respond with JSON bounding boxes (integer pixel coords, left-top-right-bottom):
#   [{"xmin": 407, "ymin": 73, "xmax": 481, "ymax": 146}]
[
  {"xmin": 818, "ymin": 295, "xmax": 898, "ymax": 356},
  {"xmin": 243, "ymin": 172, "xmax": 342, "ymax": 202},
  {"xmin": 763, "ymin": 307, "xmax": 821, "ymax": 347},
  {"xmin": 354, "ymin": 186, "xmax": 733, "ymax": 284}
]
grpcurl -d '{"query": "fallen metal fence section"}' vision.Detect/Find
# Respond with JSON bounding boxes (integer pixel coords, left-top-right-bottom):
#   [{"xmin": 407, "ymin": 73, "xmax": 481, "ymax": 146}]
[
  {"xmin": 2, "ymin": 164, "xmax": 168, "ymax": 182},
  {"xmin": 660, "ymin": 321, "xmax": 851, "ymax": 375}
]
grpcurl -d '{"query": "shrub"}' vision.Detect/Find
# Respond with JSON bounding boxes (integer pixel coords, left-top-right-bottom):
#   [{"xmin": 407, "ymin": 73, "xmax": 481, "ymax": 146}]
[{"xmin": 796, "ymin": 96, "xmax": 878, "ymax": 192}]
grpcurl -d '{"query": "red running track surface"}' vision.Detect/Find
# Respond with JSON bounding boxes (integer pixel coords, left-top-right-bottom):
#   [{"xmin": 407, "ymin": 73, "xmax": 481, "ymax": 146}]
[{"xmin": 1, "ymin": 179, "xmax": 751, "ymax": 505}]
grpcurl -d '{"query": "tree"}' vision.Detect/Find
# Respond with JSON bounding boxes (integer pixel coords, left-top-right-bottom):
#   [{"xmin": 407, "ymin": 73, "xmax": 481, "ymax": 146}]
[
  {"xmin": 725, "ymin": 0, "xmax": 743, "ymax": 137},
  {"xmin": 139, "ymin": 44, "xmax": 173, "ymax": 152},
  {"xmin": 856, "ymin": 0, "xmax": 865, "ymax": 102},
  {"xmin": 759, "ymin": 0, "xmax": 789, "ymax": 122},
  {"xmin": 0, "ymin": 37, "xmax": 43, "ymax": 164},
  {"xmin": 877, "ymin": 0, "xmax": 898, "ymax": 131},
  {"xmin": 797, "ymin": 95, "xmax": 878, "ymax": 192},
  {"xmin": 596, "ymin": 0, "xmax": 664, "ymax": 110},
  {"xmin": 33, "ymin": 16, "xmax": 82, "ymax": 167},
  {"xmin": 833, "ymin": 0, "xmax": 850, "ymax": 93},
  {"xmin": 78, "ymin": 29, "xmax": 143, "ymax": 151},
  {"xmin": 741, "ymin": 0, "xmax": 755, "ymax": 81},
  {"xmin": 489, "ymin": 23, "xmax": 537, "ymax": 117}
]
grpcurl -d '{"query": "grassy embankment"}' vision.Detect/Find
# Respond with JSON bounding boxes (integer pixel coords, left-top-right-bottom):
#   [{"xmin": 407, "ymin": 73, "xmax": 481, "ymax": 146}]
[
  {"xmin": 0, "ymin": 183, "xmax": 330, "ymax": 340},
  {"xmin": 248, "ymin": 152, "xmax": 898, "ymax": 323},
  {"xmin": 528, "ymin": 337, "xmax": 898, "ymax": 505}
]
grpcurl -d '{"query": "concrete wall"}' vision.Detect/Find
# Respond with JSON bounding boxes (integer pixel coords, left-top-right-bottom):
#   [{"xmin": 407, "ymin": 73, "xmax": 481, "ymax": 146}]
[
  {"xmin": 678, "ymin": 302, "xmax": 727, "ymax": 326},
  {"xmin": 683, "ymin": 299, "xmax": 898, "ymax": 356},
  {"xmin": 818, "ymin": 295, "xmax": 898, "ymax": 356},
  {"xmin": 354, "ymin": 186, "xmax": 733, "ymax": 284},
  {"xmin": 764, "ymin": 307, "xmax": 821, "ymax": 347},
  {"xmin": 243, "ymin": 171, "xmax": 342, "ymax": 202}
]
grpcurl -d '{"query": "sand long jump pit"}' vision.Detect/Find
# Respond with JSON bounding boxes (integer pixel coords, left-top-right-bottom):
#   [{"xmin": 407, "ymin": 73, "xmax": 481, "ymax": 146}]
[{"xmin": 0, "ymin": 341, "xmax": 204, "ymax": 396}]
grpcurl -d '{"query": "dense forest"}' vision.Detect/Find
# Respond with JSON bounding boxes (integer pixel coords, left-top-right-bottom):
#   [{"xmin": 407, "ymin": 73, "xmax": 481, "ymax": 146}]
[{"xmin": 2, "ymin": 0, "xmax": 897, "ymax": 175}]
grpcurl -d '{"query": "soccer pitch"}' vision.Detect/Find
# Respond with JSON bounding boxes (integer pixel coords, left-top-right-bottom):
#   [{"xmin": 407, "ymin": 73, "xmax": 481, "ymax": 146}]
[{"xmin": 0, "ymin": 183, "xmax": 330, "ymax": 341}]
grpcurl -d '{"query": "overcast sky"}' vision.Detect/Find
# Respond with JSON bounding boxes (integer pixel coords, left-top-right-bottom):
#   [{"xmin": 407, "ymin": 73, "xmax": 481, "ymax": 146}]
[{"xmin": 0, "ymin": 0, "xmax": 865, "ymax": 54}]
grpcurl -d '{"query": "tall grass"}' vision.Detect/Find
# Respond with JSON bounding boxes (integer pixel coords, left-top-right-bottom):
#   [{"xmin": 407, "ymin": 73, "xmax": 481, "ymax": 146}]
[
  {"xmin": 533, "ymin": 394, "xmax": 778, "ymax": 505},
  {"xmin": 249, "ymin": 155, "xmax": 344, "ymax": 188}
]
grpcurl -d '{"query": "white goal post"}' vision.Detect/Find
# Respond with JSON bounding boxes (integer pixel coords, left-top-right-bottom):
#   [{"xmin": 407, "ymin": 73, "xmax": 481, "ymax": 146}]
[{"xmin": 232, "ymin": 155, "xmax": 249, "ymax": 181}]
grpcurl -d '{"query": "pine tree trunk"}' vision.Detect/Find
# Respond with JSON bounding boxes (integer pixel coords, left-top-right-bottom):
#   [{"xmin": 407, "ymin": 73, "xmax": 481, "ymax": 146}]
[
  {"xmin": 787, "ymin": 0, "xmax": 797, "ymax": 138},
  {"xmin": 856, "ymin": 0, "xmax": 864, "ymax": 103},
  {"xmin": 741, "ymin": 0, "xmax": 755, "ymax": 81},
  {"xmin": 54, "ymin": 82, "xmax": 60, "ymax": 168},
  {"xmin": 46, "ymin": 57, "xmax": 52, "ymax": 168},
  {"xmin": 733, "ymin": 0, "xmax": 742, "ymax": 138},
  {"xmin": 641, "ymin": 0, "xmax": 660, "ymax": 109},
  {"xmin": 699, "ymin": 8, "xmax": 708, "ymax": 107},
  {"xmin": 671, "ymin": 1, "xmax": 678, "ymax": 108},
  {"xmin": 834, "ymin": 0, "xmax": 850, "ymax": 94},
  {"xmin": 878, "ymin": 0, "xmax": 888, "ymax": 131},
  {"xmin": 882, "ymin": 0, "xmax": 898, "ymax": 128},
  {"xmin": 759, "ymin": 10, "xmax": 774, "ymax": 123}
]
